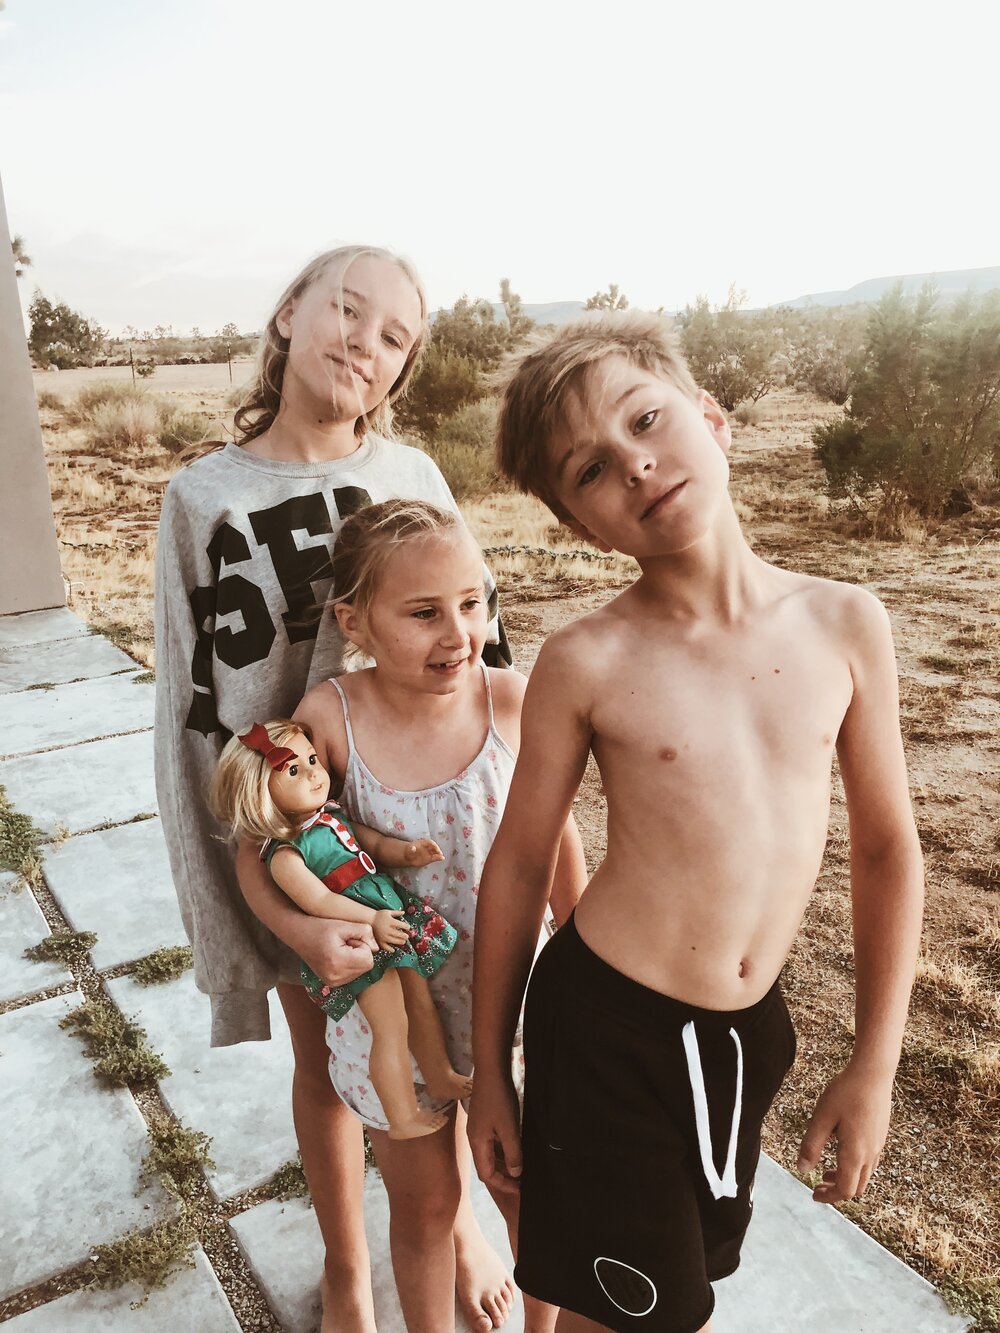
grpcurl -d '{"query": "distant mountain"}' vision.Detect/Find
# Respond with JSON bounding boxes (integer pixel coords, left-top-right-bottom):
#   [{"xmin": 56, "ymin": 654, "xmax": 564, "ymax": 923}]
[{"xmin": 778, "ymin": 265, "xmax": 1000, "ymax": 309}]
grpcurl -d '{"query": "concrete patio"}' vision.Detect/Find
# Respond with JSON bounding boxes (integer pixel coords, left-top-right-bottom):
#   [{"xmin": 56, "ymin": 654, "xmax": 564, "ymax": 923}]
[{"xmin": 0, "ymin": 606, "xmax": 972, "ymax": 1332}]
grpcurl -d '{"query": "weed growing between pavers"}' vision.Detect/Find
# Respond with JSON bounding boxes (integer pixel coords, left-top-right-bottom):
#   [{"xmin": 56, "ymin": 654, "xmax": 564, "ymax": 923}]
[
  {"xmin": 24, "ymin": 682, "xmax": 56, "ymax": 691},
  {"xmin": 88, "ymin": 1216, "xmax": 198, "ymax": 1308},
  {"xmin": 130, "ymin": 945, "xmax": 193, "ymax": 986},
  {"xmin": 940, "ymin": 1270, "xmax": 1000, "ymax": 1333},
  {"xmin": 265, "ymin": 1156, "xmax": 309, "ymax": 1201},
  {"xmin": 60, "ymin": 998, "xmax": 170, "ymax": 1085},
  {"xmin": 24, "ymin": 929, "xmax": 98, "ymax": 966},
  {"xmin": 0, "ymin": 785, "xmax": 44, "ymax": 889},
  {"xmin": 132, "ymin": 670, "xmax": 155, "ymax": 684},
  {"xmin": 141, "ymin": 1111, "xmax": 214, "ymax": 1199}
]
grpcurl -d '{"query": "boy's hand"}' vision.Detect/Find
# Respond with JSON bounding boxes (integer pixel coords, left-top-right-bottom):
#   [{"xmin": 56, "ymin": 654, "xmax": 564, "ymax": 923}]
[
  {"xmin": 299, "ymin": 920, "xmax": 377, "ymax": 987},
  {"xmin": 797, "ymin": 1061, "xmax": 893, "ymax": 1204},
  {"xmin": 468, "ymin": 1073, "xmax": 523, "ymax": 1196},
  {"xmin": 404, "ymin": 838, "xmax": 445, "ymax": 867},
  {"xmin": 373, "ymin": 910, "xmax": 409, "ymax": 952}
]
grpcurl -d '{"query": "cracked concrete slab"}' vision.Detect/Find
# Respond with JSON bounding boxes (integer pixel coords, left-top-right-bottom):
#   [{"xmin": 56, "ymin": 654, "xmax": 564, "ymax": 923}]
[
  {"xmin": 0, "ymin": 991, "xmax": 175, "ymax": 1301},
  {"xmin": 2, "ymin": 672, "xmax": 153, "ymax": 758},
  {"xmin": 42, "ymin": 819, "xmax": 186, "ymax": 970},
  {"xmin": 0, "ymin": 635, "xmax": 136, "ymax": 695},
  {"xmin": 229, "ymin": 1170, "xmax": 520, "ymax": 1333},
  {"xmin": 2, "ymin": 1248, "xmax": 240, "ymax": 1331},
  {"xmin": 0, "ymin": 731, "xmax": 157, "ymax": 835},
  {"xmin": 104, "ymin": 972, "xmax": 297, "ymax": 1201},
  {"xmin": 0, "ymin": 607, "xmax": 89, "ymax": 650},
  {"xmin": 0, "ymin": 872, "xmax": 73, "ymax": 1003}
]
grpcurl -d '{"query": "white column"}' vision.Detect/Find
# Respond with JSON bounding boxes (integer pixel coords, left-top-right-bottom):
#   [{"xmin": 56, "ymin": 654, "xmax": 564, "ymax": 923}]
[{"xmin": 0, "ymin": 171, "xmax": 65, "ymax": 614}]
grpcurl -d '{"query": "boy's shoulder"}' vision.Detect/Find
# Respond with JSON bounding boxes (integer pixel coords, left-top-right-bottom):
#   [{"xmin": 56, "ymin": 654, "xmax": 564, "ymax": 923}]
[{"xmin": 779, "ymin": 567, "xmax": 890, "ymax": 637}]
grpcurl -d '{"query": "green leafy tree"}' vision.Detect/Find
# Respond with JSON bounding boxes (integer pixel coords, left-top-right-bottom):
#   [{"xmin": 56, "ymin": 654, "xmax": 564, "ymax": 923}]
[
  {"xmin": 28, "ymin": 290, "xmax": 106, "ymax": 369},
  {"xmin": 814, "ymin": 284, "xmax": 1000, "ymax": 522},
  {"xmin": 585, "ymin": 283, "xmax": 629, "ymax": 312},
  {"xmin": 12, "ymin": 234, "xmax": 31, "ymax": 279}
]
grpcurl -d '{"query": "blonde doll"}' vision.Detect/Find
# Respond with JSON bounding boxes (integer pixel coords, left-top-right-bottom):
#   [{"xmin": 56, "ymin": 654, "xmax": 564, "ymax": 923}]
[{"xmin": 212, "ymin": 719, "xmax": 473, "ymax": 1140}]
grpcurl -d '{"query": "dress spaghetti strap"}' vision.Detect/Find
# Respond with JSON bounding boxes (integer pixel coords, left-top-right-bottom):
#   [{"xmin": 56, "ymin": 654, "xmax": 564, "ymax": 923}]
[
  {"xmin": 480, "ymin": 660, "xmax": 496, "ymax": 731},
  {"xmin": 327, "ymin": 676, "xmax": 357, "ymax": 756}
]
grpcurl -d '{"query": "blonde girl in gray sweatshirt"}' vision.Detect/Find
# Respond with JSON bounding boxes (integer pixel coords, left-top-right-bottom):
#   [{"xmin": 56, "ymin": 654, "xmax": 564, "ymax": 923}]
[{"xmin": 154, "ymin": 246, "xmax": 513, "ymax": 1333}]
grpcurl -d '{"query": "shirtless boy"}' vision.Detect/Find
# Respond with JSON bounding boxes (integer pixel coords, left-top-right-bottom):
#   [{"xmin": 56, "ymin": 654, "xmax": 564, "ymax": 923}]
[{"xmin": 468, "ymin": 312, "xmax": 924, "ymax": 1333}]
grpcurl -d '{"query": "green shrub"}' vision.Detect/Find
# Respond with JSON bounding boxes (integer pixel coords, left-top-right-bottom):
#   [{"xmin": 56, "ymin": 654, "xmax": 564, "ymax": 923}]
[
  {"xmin": 422, "ymin": 398, "xmax": 502, "ymax": 499},
  {"xmin": 157, "ymin": 408, "xmax": 207, "ymax": 453}
]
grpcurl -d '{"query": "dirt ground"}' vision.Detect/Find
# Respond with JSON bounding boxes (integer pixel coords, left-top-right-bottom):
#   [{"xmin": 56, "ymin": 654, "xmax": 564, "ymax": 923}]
[{"xmin": 32, "ymin": 370, "xmax": 1000, "ymax": 1329}]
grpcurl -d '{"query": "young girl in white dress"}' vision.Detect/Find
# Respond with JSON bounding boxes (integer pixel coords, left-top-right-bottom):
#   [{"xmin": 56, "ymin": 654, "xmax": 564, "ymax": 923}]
[{"xmin": 291, "ymin": 498, "xmax": 584, "ymax": 1333}]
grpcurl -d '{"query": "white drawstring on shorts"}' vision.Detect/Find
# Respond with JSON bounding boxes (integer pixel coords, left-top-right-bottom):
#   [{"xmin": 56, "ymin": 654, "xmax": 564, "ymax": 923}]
[{"xmin": 682, "ymin": 1021, "xmax": 743, "ymax": 1200}]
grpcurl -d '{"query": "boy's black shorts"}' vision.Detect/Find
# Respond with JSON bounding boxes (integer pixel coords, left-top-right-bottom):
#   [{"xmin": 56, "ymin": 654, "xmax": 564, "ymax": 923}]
[{"xmin": 515, "ymin": 913, "xmax": 796, "ymax": 1333}]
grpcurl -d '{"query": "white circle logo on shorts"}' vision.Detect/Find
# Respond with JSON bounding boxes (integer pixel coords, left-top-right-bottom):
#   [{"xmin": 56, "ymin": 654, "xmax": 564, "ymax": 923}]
[{"xmin": 593, "ymin": 1257, "xmax": 658, "ymax": 1317}]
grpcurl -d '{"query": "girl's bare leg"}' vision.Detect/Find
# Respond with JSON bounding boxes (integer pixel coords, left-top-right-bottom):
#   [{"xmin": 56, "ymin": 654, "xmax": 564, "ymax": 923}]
[
  {"xmin": 453, "ymin": 1104, "xmax": 519, "ymax": 1331},
  {"xmin": 276, "ymin": 982, "xmax": 375, "ymax": 1333},
  {"xmin": 398, "ymin": 969, "xmax": 474, "ymax": 1101},
  {"xmin": 357, "ymin": 973, "xmax": 448, "ymax": 1140},
  {"xmin": 368, "ymin": 1106, "xmax": 465, "ymax": 1333}
]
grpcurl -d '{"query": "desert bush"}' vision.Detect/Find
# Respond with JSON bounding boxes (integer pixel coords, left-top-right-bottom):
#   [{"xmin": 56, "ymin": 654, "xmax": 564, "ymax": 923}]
[
  {"xmin": 74, "ymin": 380, "xmax": 147, "ymax": 417},
  {"xmin": 677, "ymin": 287, "xmax": 788, "ymax": 410},
  {"xmin": 422, "ymin": 398, "xmax": 503, "ymax": 499},
  {"xmin": 814, "ymin": 285, "xmax": 1000, "ymax": 523},
  {"xmin": 732, "ymin": 401, "xmax": 762, "ymax": 427},
  {"xmin": 788, "ymin": 306, "xmax": 867, "ymax": 404},
  {"xmin": 158, "ymin": 407, "xmax": 207, "ymax": 453},
  {"xmin": 87, "ymin": 398, "xmax": 162, "ymax": 452},
  {"xmin": 135, "ymin": 358, "xmax": 156, "ymax": 378},
  {"xmin": 35, "ymin": 387, "xmax": 64, "ymax": 412},
  {"xmin": 29, "ymin": 290, "xmax": 106, "ymax": 368}
]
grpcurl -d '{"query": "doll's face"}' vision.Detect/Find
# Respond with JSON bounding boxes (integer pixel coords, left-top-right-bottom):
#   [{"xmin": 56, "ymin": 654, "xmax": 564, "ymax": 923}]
[{"xmin": 267, "ymin": 733, "xmax": 331, "ymax": 818}]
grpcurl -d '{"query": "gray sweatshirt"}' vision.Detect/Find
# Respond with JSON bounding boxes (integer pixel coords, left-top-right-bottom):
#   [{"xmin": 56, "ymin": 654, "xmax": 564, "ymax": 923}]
[{"xmin": 153, "ymin": 437, "xmax": 508, "ymax": 1046}]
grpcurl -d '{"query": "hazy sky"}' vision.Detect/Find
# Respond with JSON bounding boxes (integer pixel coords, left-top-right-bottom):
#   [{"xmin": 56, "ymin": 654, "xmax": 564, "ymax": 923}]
[{"xmin": 2, "ymin": 0, "xmax": 997, "ymax": 334}]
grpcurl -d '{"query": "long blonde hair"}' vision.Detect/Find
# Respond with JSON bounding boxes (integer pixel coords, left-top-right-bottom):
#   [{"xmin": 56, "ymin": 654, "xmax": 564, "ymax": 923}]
[
  {"xmin": 209, "ymin": 719, "xmax": 314, "ymax": 843},
  {"xmin": 232, "ymin": 244, "xmax": 429, "ymax": 447}
]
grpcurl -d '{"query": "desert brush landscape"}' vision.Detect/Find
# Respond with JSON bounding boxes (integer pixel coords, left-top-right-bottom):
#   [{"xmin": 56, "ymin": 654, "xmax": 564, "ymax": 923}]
[{"xmin": 29, "ymin": 360, "xmax": 1000, "ymax": 1330}]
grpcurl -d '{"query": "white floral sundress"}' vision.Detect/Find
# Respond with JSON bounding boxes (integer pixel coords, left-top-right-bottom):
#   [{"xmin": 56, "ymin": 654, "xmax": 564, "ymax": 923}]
[{"xmin": 325, "ymin": 664, "xmax": 535, "ymax": 1130}]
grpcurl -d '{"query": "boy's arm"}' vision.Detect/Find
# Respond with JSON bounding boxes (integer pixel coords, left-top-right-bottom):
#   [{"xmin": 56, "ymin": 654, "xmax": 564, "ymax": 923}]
[
  {"xmin": 797, "ymin": 592, "xmax": 924, "ymax": 1205},
  {"xmin": 469, "ymin": 633, "xmax": 593, "ymax": 1193}
]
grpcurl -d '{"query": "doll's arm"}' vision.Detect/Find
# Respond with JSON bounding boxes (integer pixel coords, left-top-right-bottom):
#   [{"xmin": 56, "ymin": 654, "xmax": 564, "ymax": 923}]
[
  {"xmin": 269, "ymin": 848, "xmax": 410, "ymax": 952},
  {"xmin": 350, "ymin": 823, "xmax": 444, "ymax": 870}
]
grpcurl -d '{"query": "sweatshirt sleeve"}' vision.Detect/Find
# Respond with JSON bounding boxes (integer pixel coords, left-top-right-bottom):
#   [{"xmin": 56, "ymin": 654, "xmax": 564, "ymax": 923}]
[{"xmin": 153, "ymin": 478, "xmax": 276, "ymax": 1045}]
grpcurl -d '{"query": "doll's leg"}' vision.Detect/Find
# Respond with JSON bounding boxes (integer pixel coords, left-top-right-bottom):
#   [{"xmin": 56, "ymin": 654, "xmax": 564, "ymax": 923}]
[
  {"xmin": 357, "ymin": 973, "xmax": 449, "ymax": 1141},
  {"xmin": 398, "ymin": 968, "xmax": 474, "ymax": 1101},
  {"xmin": 276, "ymin": 982, "xmax": 375, "ymax": 1333}
]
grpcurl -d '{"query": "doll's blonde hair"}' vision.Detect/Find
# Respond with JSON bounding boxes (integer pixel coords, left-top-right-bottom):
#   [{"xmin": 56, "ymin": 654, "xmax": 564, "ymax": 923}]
[{"xmin": 210, "ymin": 719, "xmax": 314, "ymax": 844}]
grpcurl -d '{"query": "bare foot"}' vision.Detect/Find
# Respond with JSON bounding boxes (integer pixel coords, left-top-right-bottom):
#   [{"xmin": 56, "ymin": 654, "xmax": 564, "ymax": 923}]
[
  {"xmin": 425, "ymin": 1068, "xmax": 475, "ymax": 1102},
  {"xmin": 386, "ymin": 1108, "xmax": 449, "ymax": 1140},
  {"xmin": 320, "ymin": 1271, "xmax": 377, "ymax": 1333},
  {"xmin": 455, "ymin": 1219, "xmax": 516, "ymax": 1330}
]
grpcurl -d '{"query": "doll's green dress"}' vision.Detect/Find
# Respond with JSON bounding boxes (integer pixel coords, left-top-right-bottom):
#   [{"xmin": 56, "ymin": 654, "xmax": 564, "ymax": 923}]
[{"xmin": 264, "ymin": 802, "xmax": 457, "ymax": 1020}]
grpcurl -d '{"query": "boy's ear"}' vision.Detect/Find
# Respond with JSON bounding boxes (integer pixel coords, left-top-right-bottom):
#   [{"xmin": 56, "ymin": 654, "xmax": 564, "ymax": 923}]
[
  {"xmin": 560, "ymin": 515, "xmax": 615, "ymax": 555},
  {"xmin": 275, "ymin": 297, "xmax": 296, "ymax": 340},
  {"xmin": 333, "ymin": 602, "xmax": 366, "ymax": 647},
  {"xmin": 700, "ymin": 390, "xmax": 733, "ymax": 455}
]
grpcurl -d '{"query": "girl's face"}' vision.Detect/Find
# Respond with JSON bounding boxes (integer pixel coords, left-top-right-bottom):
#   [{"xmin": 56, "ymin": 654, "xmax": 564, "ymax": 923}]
[
  {"xmin": 277, "ymin": 254, "xmax": 422, "ymax": 424},
  {"xmin": 268, "ymin": 733, "xmax": 331, "ymax": 818},
  {"xmin": 339, "ymin": 532, "xmax": 489, "ymax": 692}
]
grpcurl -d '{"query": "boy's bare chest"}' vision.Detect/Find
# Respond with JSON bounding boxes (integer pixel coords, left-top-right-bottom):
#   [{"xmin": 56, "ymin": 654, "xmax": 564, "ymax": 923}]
[{"xmin": 593, "ymin": 631, "xmax": 853, "ymax": 777}]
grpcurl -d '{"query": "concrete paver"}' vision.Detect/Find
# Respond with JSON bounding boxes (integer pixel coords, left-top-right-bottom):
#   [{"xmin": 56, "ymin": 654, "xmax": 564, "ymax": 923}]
[
  {"xmin": 2, "ymin": 672, "xmax": 153, "ymax": 758},
  {"xmin": 0, "ymin": 634, "xmax": 136, "ymax": 694},
  {"xmin": 42, "ymin": 818, "xmax": 186, "ymax": 970},
  {"xmin": 0, "ymin": 991, "xmax": 176, "ymax": 1301},
  {"xmin": 714, "ymin": 1155, "xmax": 968, "ymax": 1331},
  {"xmin": 0, "ymin": 606, "xmax": 90, "ymax": 649},
  {"xmin": 104, "ymin": 972, "xmax": 298, "ymax": 1200},
  {"xmin": 229, "ymin": 1171, "xmax": 521, "ymax": 1333},
  {"xmin": 1, "ymin": 1249, "xmax": 240, "ymax": 1331},
  {"xmin": 0, "ymin": 871, "xmax": 73, "ymax": 1002},
  {"xmin": 0, "ymin": 730, "xmax": 157, "ymax": 834}
]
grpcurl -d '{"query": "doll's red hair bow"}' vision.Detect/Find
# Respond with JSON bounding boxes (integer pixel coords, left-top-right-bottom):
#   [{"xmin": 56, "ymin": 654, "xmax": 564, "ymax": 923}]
[{"xmin": 238, "ymin": 723, "xmax": 297, "ymax": 772}]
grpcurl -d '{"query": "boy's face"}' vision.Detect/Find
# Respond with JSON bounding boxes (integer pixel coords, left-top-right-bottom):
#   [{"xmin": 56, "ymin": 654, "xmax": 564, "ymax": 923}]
[{"xmin": 545, "ymin": 355, "xmax": 732, "ymax": 559}]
